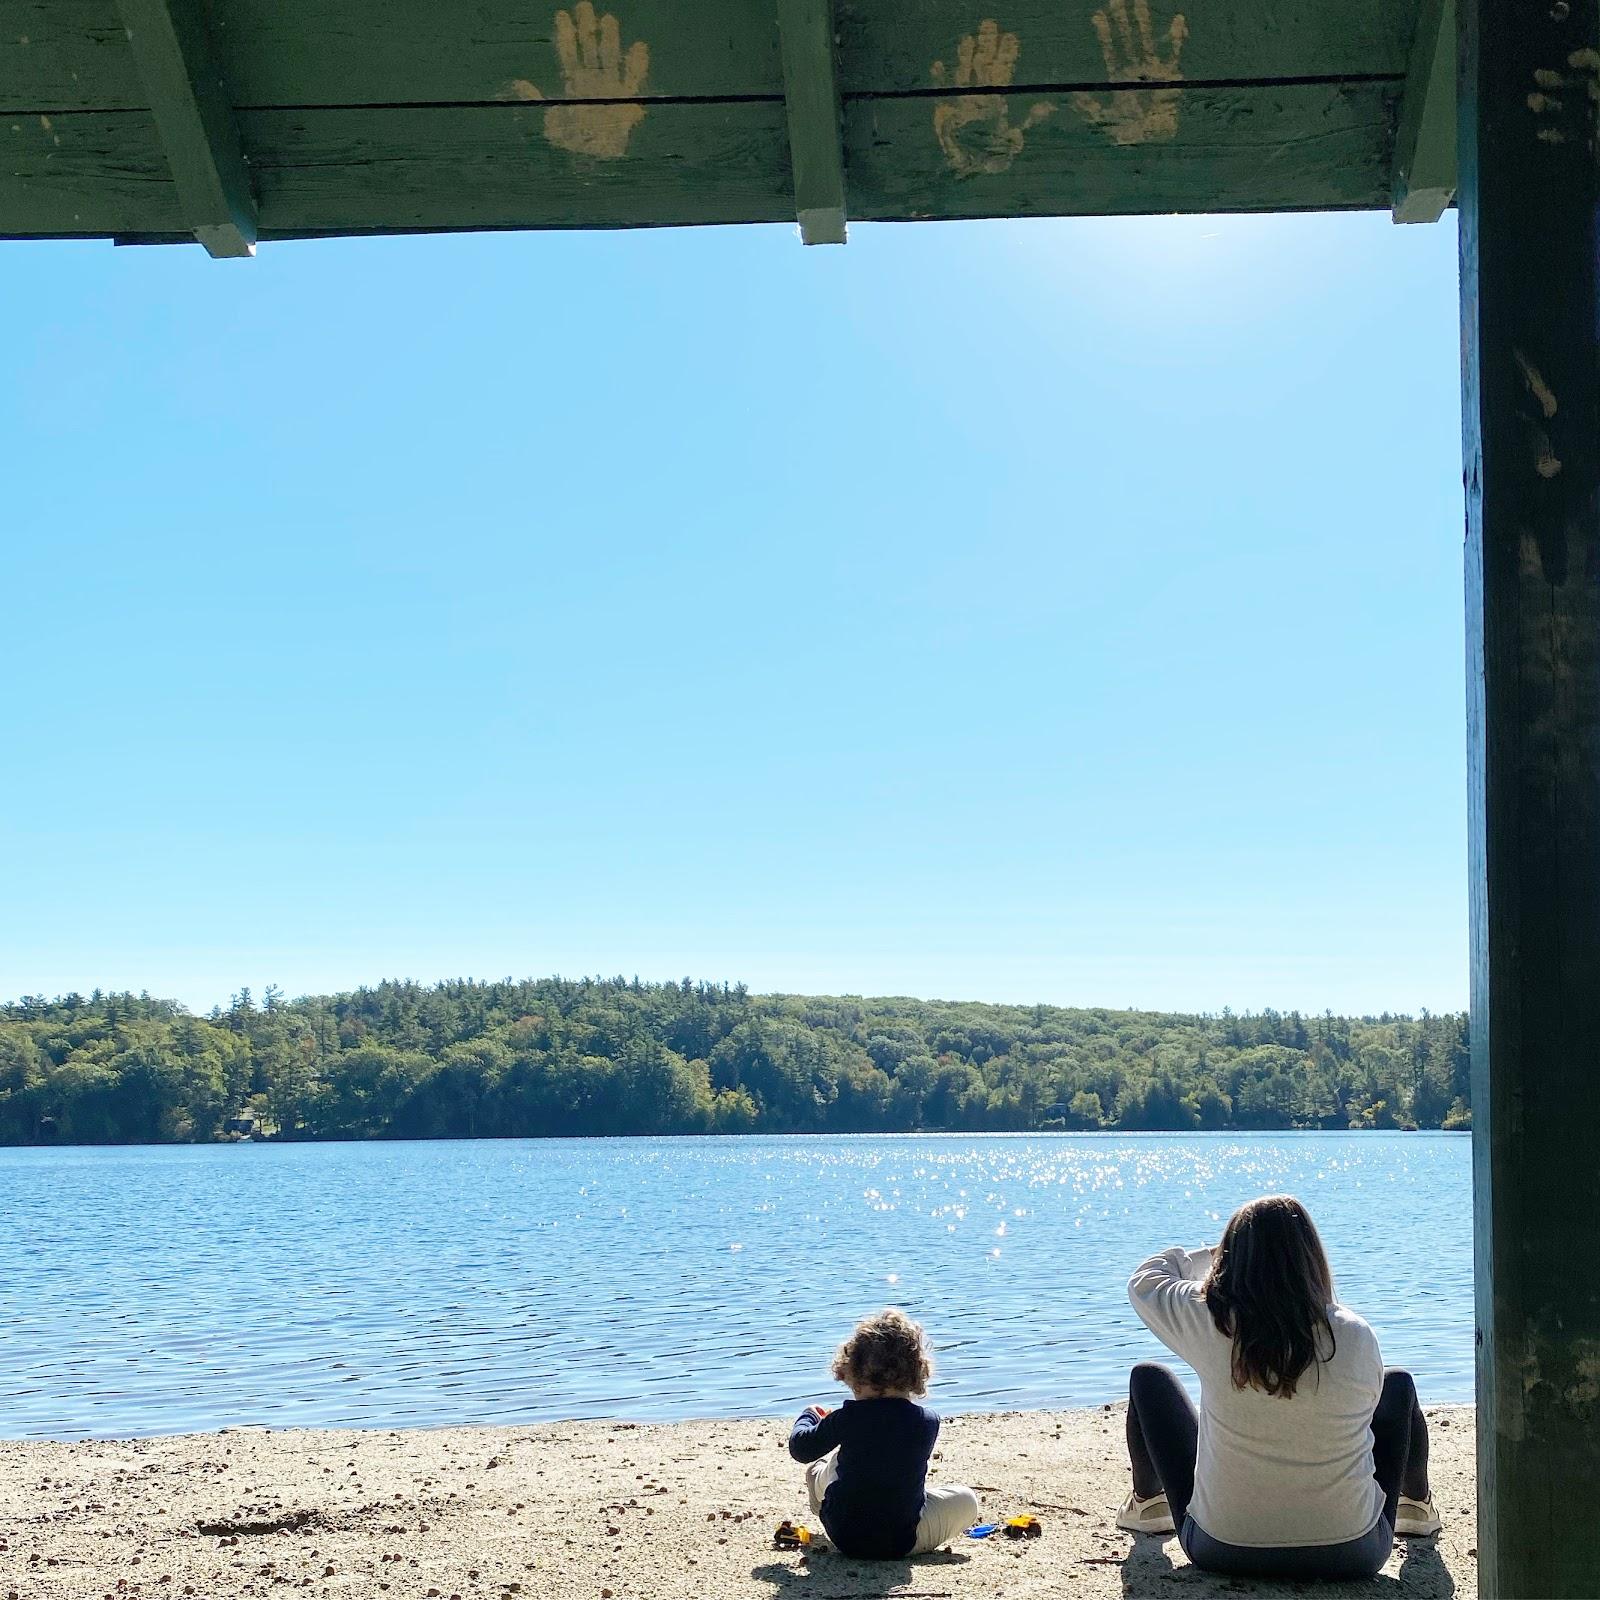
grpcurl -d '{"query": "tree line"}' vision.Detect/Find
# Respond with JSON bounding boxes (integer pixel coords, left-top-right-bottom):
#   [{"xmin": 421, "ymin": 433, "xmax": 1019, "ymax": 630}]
[{"xmin": 0, "ymin": 978, "xmax": 1471, "ymax": 1146}]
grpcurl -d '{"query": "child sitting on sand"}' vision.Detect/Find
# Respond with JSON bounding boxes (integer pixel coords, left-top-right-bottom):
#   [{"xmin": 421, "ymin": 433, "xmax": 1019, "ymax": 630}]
[{"xmin": 788, "ymin": 1307, "xmax": 979, "ymax": 1558}]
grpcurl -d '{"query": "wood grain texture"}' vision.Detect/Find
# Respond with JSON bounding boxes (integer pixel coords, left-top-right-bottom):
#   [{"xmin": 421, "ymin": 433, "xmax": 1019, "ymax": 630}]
[
  {"xmin": 836, "ymin": 0, "xmax": 1416, "ymax": 92},
  {"xmin": 242, "ymin": 102, "xmax": 793, "ymax": 234},
  {"xmin": 0, "ymin": 1, "xmax": 144, "ymax": 111},
  {"xmin": 0, "ymin": 0, "xmax": 1416, "ymax": 242},
  {"xmin": 216, "ymin": 0, "xmax": 784, "ymax": 108},
  {"xmin": 0, "ymin": 81, "xmax": 1401, "ymax": 240},
  {"xmin": 849, "ymin": 81, "xmax": 1395, "ymax": 218},
  {"xmin": 0, "ymin": 0, "xmax": 785, "ymax": 112},
  {"xmin": 0, "ymin": 110, "xmax": 181, "ymax": 232},
  {"xmin": 4, "ymin": 0, "xmax": 1421, "ymax": 115},
  {"xmin": 1460, "ymin": 0, "xmax": 1600, "ymax": 1587}
]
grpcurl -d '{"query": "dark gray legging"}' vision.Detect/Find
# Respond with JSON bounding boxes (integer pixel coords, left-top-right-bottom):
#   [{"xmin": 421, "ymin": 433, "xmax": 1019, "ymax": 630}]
[{"xmin": 1125, "ymin": 1362, "xmax": 1431, "ymax": 1581}]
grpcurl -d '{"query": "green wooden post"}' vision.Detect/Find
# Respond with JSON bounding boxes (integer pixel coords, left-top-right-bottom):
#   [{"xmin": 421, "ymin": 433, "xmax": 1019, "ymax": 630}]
[{"xmin": 1460, "ymin": 0, "xmax": 1600, "ymax": 1591}]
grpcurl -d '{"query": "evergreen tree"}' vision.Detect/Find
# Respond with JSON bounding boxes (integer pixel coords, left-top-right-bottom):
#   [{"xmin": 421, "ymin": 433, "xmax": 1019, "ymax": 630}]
[{"xmin": 0, "ymin": 981, "xmax": 1473, "ymax": 1144}]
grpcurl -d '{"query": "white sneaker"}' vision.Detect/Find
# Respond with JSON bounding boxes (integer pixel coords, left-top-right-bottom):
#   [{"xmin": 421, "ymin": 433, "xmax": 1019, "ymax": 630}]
[
  {"xmin": 1116, "ymin": 1492, "xmax": 1176, "ymax": 1535},
  {"xmin": 1395, "ymin": 1495, "xmax": 1442, "ymax": 1537}
]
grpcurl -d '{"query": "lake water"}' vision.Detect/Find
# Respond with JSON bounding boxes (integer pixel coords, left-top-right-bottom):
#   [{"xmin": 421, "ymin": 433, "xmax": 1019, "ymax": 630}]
[{"xmin": 1, "ymin": 1132, "xmax": 1472, "ymax": 1440}]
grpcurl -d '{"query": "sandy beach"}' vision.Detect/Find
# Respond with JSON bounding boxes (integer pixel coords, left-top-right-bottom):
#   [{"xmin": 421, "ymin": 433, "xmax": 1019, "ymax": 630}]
[{"xmin": 0, "ymin": 1405, "xmax": 1474, "ymax": 1599}]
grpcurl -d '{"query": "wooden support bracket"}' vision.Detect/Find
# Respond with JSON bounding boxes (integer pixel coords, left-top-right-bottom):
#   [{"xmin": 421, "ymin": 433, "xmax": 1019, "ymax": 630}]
[
  {"xmin": 776, "ymin": 0, "xmax": 846, "ymax": 245},
  {"xmin": 1392, "ymin": 0, "xmax": 1456, "ymax": 223},
  {"xmin": 114, "ymin": 0, "xmax": 257, "ymax": 257}
]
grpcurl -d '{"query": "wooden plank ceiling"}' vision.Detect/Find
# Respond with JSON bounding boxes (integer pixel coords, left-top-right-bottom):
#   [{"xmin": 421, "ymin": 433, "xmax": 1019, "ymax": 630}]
[{"xmin": 0, "ymin": 0, "xmax": 1451, "ymax": 253}]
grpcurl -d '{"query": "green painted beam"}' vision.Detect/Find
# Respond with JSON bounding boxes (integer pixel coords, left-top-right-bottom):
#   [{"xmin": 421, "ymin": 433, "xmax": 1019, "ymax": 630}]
[
  {"xmin": 777, "ymin": 0, "xmax": 845, "ymax": 244},
  {"xmin": 836, "ymin": 0, "xmax": 1416, "ymax": 93},
  {"xmin": 243, "ymin": 102, "xmax": 791, "ymax": 234},
  {"xmin": 0, "ymin": 3, "xmax": 144, "ymax": 111},
  {"xmin": 1391, "ymin": 0, "xmax": 1454, "ymax": 222},
  {"xmin": 849, "ymin": 81, "xmax": 1394, "ymax": 220},
  {"xmin": 213, "ymin": 0, "xmax": 781, "ymax": 107},
  {"xmin": 2, "ymin": 0, "xmax": 1424, "ymax": 115},
  {"xmin": 112, "ymin": 0, "xmax": 255, "ymax": 256},
  {"xmin": 0, "ymin": 82, "xmax": 1398, "ymax": 243},
  {"xmin": 0, "ymin": 112, "xmax": 182, "ymax": 235}
]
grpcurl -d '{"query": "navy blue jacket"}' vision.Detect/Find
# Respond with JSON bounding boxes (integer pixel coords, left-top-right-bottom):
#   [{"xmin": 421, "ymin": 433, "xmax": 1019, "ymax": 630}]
[{"xmin": 788, "ymin": 1397, "xmax": 940, "ymax": 1558}]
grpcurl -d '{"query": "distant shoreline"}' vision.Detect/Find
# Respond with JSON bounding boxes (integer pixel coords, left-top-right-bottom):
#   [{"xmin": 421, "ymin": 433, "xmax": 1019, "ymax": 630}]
[
  {"xmin": 2, "ymin": 981, "xmax": 1473, "ymax": 1146},
  {"xmin": 1, "ymin": 1126, "xmax": 1474, "ymax": 1153},
  {"xmin": 0, "ymin": 1407, "xmax": 1478, "ymax": 1600}
]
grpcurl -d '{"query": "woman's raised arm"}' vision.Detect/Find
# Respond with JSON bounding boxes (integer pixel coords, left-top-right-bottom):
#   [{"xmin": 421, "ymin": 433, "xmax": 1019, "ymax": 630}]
[{"xmin": 1128, "ymin": 1244, "xmax": 1215, "ymax": 1356}]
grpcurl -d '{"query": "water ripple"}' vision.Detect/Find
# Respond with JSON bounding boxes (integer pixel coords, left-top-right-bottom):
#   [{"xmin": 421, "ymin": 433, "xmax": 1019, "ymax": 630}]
[{"xmin": 0, "ymin": 1132, "xmax": 1472, "ymax": 1439}]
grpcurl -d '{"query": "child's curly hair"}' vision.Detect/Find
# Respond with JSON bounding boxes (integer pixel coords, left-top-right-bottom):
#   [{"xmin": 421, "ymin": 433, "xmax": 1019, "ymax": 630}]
[{"xmin": 832, "ymin": 1307, "xmax": 933, "ymax": 1396}]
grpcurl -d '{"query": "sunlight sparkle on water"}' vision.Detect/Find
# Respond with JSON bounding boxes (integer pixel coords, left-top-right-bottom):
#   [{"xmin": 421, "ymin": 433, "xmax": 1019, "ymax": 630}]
[{"xmin": 0, "ymin": 1133, "xmax": 1472, "ymax": 1438}]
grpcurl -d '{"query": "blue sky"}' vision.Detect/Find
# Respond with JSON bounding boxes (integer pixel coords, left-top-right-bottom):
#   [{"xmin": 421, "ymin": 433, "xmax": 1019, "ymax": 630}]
[{"xmin": 2, "ymin": 212, "xmax": 1465, "ymax": 1017}]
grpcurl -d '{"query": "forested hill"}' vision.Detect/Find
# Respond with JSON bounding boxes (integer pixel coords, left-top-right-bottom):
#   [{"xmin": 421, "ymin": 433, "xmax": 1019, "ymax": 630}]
[{"xmin": 0, "ymin": 979, "xmax": 1471, "ymax": 1146}]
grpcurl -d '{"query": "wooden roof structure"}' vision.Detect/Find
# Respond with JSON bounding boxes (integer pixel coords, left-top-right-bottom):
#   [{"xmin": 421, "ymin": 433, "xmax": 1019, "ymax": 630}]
[
  {"xmin": 2, "ymin": 0, "xmax": 1457, "ymax": 256},
  {"xmin": 17, "ymin": 8, "xmax": 1600, "ymax": 1600}
]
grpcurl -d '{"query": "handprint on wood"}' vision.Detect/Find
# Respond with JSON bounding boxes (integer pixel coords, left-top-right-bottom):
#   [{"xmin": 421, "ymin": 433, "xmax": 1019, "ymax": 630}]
[
  {"xmin": 930, "ymin": 19, "xmax": 1055, "ymax": 176},
  {"xmin": 1528, "ymin": 51, "xmax": 1600, "ymax": 155},
  {"xmin": 509, "ymin": 2, "xmax": 650, "ymax": 160},
  {"xmin": 1072, "ymin": 0, "xmax": 1188, "ymax": 146}
]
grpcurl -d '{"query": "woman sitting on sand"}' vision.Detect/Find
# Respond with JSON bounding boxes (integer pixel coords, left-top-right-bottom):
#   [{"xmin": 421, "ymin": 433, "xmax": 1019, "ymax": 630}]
[
  {"xmin": 789, "ymin": 1307, "xmax": 980, "ymax": 1558},
  {"xmin": 1118, "ymin": 1194, "xmax": 1440, "ymax": 1580}
]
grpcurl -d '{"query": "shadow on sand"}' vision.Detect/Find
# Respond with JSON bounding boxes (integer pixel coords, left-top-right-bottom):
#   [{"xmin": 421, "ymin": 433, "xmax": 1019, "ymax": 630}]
[
  {"xmin": 753, "ymin": 1548, "xmax": 972, "ymax": 1596},
  {"xmin": 1119, "ymin": 1533, "xmax": 1456, "ymax": 1598},
  {"xmin": 752, "ymin": 1535, "xmax": 1455, "ymax": 1599}
]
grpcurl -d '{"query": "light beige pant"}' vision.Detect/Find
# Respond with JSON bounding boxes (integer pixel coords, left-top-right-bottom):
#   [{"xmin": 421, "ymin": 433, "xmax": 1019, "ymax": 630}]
[{"xmin": 805, "ymin": 1454, "xmax": 980, "ymax": 1554}]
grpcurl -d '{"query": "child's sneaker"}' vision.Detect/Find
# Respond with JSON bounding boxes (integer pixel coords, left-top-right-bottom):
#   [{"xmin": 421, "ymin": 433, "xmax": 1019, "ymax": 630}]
[
  {"xmin": 1116, "ymin": 1492, "xmax": 1175, "ymax": 1535},
  {"xmin": 1394, "ymin": 1496, "xmax": 1442, "ymax": 1537}
]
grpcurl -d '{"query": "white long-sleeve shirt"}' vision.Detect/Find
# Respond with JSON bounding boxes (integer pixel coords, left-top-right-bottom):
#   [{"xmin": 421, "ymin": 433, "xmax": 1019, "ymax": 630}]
[{"xmin": 1128, "ymin": 1245, "xmax": 1387, "ymax": 1548}]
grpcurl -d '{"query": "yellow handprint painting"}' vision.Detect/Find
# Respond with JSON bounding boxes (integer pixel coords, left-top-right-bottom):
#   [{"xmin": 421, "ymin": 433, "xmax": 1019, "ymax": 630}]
[
  {"xmin": 930, "ymin": 19, "xmax": 1055, "ymax": 177},
  {"xmin": 509, "ymin": 2, "xmax": 650, "ymax": 160},
  {"xmin": 1072, "ymin": 0, "xmax": 1188, "ymax": 146}
]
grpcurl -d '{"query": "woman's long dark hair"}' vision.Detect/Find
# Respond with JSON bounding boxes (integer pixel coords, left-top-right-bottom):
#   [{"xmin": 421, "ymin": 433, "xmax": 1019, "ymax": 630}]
[{"xmin": 1203, "ymin": 1195, "xmax": 1336, "ymax": 1398}]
